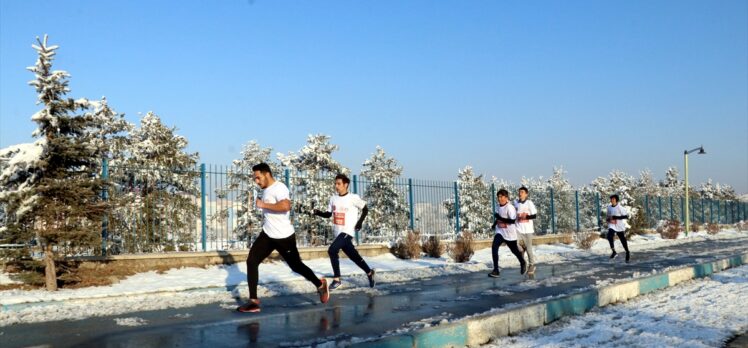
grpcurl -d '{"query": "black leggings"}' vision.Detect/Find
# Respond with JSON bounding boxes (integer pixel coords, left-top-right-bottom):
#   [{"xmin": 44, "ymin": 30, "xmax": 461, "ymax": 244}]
[
  {"xmin": 246, "ymin": 231, "xmax": 321, "ymax": 299},
  {"xmin": 491, "ymin": 233, "xmax": 525, "ymax": 271},
  {"xmin": 607, "ymin": 229, "xmax": 630, "ymax": 253},
  {"xmin": 328, "ymin": 233, "xmax": 372, "ymax": 278}
]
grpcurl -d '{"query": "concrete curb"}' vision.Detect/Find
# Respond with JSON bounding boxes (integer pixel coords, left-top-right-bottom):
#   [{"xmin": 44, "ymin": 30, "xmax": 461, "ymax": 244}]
[{"xmin": 352, "ymin": 252, "xmax": 748, "ymax": 348}]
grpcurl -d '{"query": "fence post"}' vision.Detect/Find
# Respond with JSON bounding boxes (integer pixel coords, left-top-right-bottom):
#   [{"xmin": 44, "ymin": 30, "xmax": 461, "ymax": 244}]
[
  {"xmin": 549, "ymin": 188, "xmax": 556, "ymax": 234},
  {"xmin": 353, "ymin": 174, "xmax": 359, "ymax": 245},
  {"xmin": 200, "ymin": 163, "xmax": 207, "ymax": 252},
  {"xmin": 491, "ymin": 183, "xmax": 497, "ymax": 218},
  {"xmin": 700, "ymin": 198, "xmax": 705, "ymax": 223},
  {"xmin": 575, "ymin": 190, "xmax": 580, "ymax": 232},
  {"xmin": 670, "ymin": 196, "xmax": 674, "ymax": 220},
  {"xmin": 658, "ymin": 196, "xmax": 662, "ymax": 221},
  {"xmin": 722, "ymin": 200, "xmax": 726, "ymax": 224},
  {"xmin": 709, "ymin": 199, "xmax": 713, "ymax": 224},
  {"xmin": 101, "ymin": 158, "xmax": 109, "ymax": 256},
  {"xmin": 596, "ymin": 192, "xmax": 601, "ymax": 231},
  {"xmin": 454, "ymin": 181, "xmax": 460, "ymax": 234},
  {"xmin": 645, "ymin": 195, "xmax": 650, "ymax": 228},
  {"xmin": 408, "ymin": 178, "xmax": 415, "ymax": 230},
  {"xmin": 680, "ymin": 197, "xmax": 685, "ymax": 223}
]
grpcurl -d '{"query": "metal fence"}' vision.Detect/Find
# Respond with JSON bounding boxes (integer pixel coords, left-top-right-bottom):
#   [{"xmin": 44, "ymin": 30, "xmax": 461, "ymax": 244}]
[{"xmin": 98, "ymin": 162, "xmax": 748, "ymax": 255}]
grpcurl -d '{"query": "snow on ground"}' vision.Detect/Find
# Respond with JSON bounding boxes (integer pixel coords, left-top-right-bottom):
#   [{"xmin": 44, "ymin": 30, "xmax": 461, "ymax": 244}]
[
  {"xmin": 482, "ymin": 265, "xmax": 748, "ymax": 348},
  {"xmin": 113, "ymin": 317, "xmax": 148, "ymax": 327},
  {"xmin": 0, "ymin": 229, "xmax": 745, "ymax": 326},
  {"xmin": 0, "ymin": 271, "xmax": 20, "ymax": 286}
]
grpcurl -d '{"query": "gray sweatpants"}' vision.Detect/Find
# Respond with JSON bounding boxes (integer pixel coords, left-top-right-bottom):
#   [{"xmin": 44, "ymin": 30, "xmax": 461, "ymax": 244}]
[{"xmin": 518, "ymin": 233, "xmax": 535, "ymax": 266}]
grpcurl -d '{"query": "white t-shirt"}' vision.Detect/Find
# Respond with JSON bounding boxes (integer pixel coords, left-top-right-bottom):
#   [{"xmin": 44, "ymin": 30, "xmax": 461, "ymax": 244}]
[
  {"xmin": 513, "ymin": 199, "xmax": 537, "ymax": 234},
  {"xmin": 494, "ymin": 202, "xmax": 518, "ymax": 241},
  {"xmin": 327, "ymin": 193, "xmax": 367, "ymax": 237},
  {"xmin": 260, "ymin": 181, "xmax": 295, "ymax": 239},
  {"xmin": 606, "ymin": 204, "xmax": 628, "ymax": 232}
]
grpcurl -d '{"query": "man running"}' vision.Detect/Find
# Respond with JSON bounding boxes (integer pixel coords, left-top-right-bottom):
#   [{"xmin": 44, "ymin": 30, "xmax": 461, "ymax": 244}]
[
  {"xmin": 489, "ymin": 189, "xmax": 527, "ymax": 277},
  {"xmin": 606, "ymin": 194, "xmax": 631, "ymax": 263},
  {"xmin": 514, "ymin": 186, "xmax": 538, "ymax": 275},
  {"xmin": 237, "ymin": 163, "xmax": 329, "ymax": 313},
  {"xmin": 313, "ymin": 174, "xmax": 376, "ymax": 290}
]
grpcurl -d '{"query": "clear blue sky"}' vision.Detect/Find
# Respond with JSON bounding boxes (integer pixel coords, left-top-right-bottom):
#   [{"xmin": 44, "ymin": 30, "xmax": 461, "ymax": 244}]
[{"xmin": 1, "ymin": 1, "xmax": 746, "ymax": 192}]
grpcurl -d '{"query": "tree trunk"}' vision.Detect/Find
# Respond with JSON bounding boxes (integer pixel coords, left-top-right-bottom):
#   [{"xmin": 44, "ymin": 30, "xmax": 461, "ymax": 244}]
[{"xmin": 44, "ymin": 244, "xmax": 58, "ymax": 291}]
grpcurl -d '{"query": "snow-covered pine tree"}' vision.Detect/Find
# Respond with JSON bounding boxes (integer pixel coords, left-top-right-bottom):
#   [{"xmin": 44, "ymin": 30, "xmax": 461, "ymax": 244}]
[
  {"xmin": 444, "ymin": 166, "xmax": 492, "ymax": 236},
  {"xmin": 635, "ymin": 169, "xmax": 660, "ymax": 197},
  {"xmin": 110, "ymin": 112, "xmax": 199, "ymax": 252},
  {"xmin": 0, "ymin": 35, "xmax": 107, "ymax": 290},
  {"xmin": 699, "ymin": 179, "xmax": 716, "ymax": 200},
  {"xmin": 360, "ymin": 146, "xmax": 409, "ymax": 242},
  {"xmin": 213, "ymin": 141, "xmax": 277, "ymax": 246},
  {"xmin": 277, "ymin": 134, "xmax": 347, "ymax": 245},
  {"xmin": 83, "ymin": 97, "xmax": 132, "ymax": 162},
  {"xmin": 661, "ymin": 166, "xmax": 681, "ymax": 196},
  {"xmin": 547, "ymin": 167, "xmax": 575, "ymax": 232}
]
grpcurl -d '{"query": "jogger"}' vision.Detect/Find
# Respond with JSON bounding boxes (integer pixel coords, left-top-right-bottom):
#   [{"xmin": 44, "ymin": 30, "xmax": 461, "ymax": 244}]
[
  {"xmin": 314, "ymin": 174, "xmax": 375, "ymax": 290},
  {"xmin": 514, "ymin": 186, "xmax": 538, "ymax": 274},
  {"xmin": 606, "ymin": 194, "xmax": 631, "ymax": 263},
  {"xmin": 489, "ymin": 189, "xmax": 527, "ymax": 277},
  {"xmin": 238, "ymin": 163, "xmax": 329, "ymax": 313}
]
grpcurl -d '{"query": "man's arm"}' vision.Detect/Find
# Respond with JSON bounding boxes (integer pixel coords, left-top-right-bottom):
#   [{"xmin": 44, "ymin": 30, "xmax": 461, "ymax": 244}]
[
  {"xmin": 313, "ymin": 209, "xmax": 332, "ymax": 218},
  {"xmin": 355, "ymin": 206, "xmax": 369, "ymax": 231},
  {"xmin": 256, "ymin": 199, "xmax": 291, "ymax": 213}
]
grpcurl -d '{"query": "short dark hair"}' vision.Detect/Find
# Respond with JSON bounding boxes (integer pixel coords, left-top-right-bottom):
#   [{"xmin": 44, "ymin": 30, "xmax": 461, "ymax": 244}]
[
  {"xmin": 610, "ymin": 194, "xmax": 620, "ymax": 201},
  {"xmin": 518, "ymin": 186, "xmax": 529, "ymax": 194},
  {"xmin": 252, "ymin": 163, "xmax": 273, "ymax": 176},
  {"xmin": 335, "ymin": 173, "xmax": 350, "ymax": 185},
  {"xmin": 497, "ymin": 189, "xmax": 509, "ymax": 197}
]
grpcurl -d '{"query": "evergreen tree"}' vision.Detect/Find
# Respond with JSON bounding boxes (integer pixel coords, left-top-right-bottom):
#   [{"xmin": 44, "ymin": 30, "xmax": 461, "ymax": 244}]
[
  {"xmin": 110, "ymin": 112, "xmax": 199, "ymax": 252},
  {"xmin": 361, "ymin": 146, "xmax": 409, "ymax": 242},
  {"xmin": 0, "ymin": 35, "xmax": 107, "ymax": 290},
  {"xmin": 277, "ymin": 134, "xmax": 347, "ymax": 245}
]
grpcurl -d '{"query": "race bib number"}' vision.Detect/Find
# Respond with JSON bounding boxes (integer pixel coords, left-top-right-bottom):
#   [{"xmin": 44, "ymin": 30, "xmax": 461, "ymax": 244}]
[{"xmin": 334, "ymin": 212, "xmax": 345, "ymax": 226}]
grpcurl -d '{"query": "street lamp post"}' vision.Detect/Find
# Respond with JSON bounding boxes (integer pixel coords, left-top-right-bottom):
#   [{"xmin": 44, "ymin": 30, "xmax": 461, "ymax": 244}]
[{"xmin": 684, "ymin": 146, "xmax": 706, "ymax": 236}]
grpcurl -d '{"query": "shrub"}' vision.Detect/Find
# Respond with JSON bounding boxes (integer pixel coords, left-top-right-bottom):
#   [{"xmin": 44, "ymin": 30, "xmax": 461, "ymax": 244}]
[
  {"xmin": 706, "ymin": 223, "xmax": 720, "ymax": 235},
  {"xmin": 574, "ymin": 232, "xmax": 599, "ymax": 250},
  {"xmin": 422, "ymin": 235, "xmax": 446, "ymax": 258},
  {"xmin": 449, "ymin": 230, "xmax": 475, "ymax": 263},
  {"xmin": 657, "ymin": 220, "xmax": 681, "ymax": 239},
  {"xmin": 391, "ymin": 230, "xmax": 421, "ymax": 259}
]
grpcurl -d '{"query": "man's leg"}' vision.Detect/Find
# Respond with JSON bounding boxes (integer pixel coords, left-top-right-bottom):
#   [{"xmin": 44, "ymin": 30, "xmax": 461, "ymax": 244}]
[
  {"xmin": 607, "ymin": 228, "xmax": 618, "ymax": 259},
  {"xmin": 340, "ymin": 234, "xmax": 372, "ymax": 275},
  {"xmin": 505, "ymin": 239, "xmax": 527, "ymax": 274},
  {"xmin": 522, "ymin": 233, "xmax": 536, "ymax": 266},
  {"xmin": 491, "ymin": 233, "xmax": 504, "ymax": 272},
  {"xmin": 328, "ymin": 234, "xmax": 347, "ymax": 279},
  {"xmin": 275, "ymin": 234, "xmax": 323, "ymax": 288},
  {"xmin": 246, "ymin": 232, "xmax": 275, "ymax": 300}
]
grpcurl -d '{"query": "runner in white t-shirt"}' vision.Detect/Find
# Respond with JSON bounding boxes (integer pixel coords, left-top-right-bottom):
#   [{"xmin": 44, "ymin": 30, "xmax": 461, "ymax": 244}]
[
  {"xmin": 314, "ymin": 174, "xmax": 375, "ymax": 291},
  {"xmin": 489, "ymin": 189, "xmax": 527, "ymax": 278},
  {"xmin": 237, "ymin": 163, "xmax": 329, "ymax": 313},
  {"xmin": 606, "ymin": 194, "xmax": 631, "ymax": 263},
  {"xmin": 513, "ymin": 186, "xmax": 538, "ymax": 274}
]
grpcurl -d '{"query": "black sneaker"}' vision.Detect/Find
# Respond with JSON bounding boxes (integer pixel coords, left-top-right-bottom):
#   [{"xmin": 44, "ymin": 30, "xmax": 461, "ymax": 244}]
[
  {"xmin": 367, "ymin": 269, "xmax": 376, "ymax": 288},
  {"xmin": 329, "ymin": 279, "xmax": 343, "ymax": 291},
  {"xmin": 610, "ymin": 251, "xmax": 618, "ymax": 259},
  {"xmin": 237, "ymin": 300, "xmax": 261, "ymax": 313},
  {"xmin": 520, "ymin": 263, "xmax": 527, "ymax": 275},
  {"xmin": 488, "ymin": 270, "xmax": 500, "ymax": 278},
  {"xmin": 318, "ymin": 278, "xmax": 330, "ymax": 304},
  {"xmin": 625, "ymin": 252, "xmax": 631, "ymax": 263}
]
